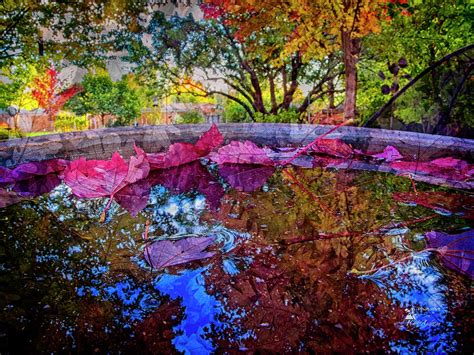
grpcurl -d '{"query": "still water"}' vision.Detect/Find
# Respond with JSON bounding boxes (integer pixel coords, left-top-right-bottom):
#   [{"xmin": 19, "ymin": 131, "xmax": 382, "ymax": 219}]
[{"xmin": 0, "ymin": 165, "xmax": 472, "ymax": 353}]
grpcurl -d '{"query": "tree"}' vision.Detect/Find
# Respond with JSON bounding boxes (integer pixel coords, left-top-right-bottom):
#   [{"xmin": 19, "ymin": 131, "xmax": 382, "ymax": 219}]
[
  {"xmin": 67, "ymin": 71, "xmax": 141, "ymax": 126},
  {"xmin": 202, "ymin": 0, "xmax": 409, "ymax": 120},
  {"xmin": 119, "ymin": 11, "xmax": 343, "ymax": 121},
  {"xmin": 0, "ymin": 0, "xmax": 146, "ymax": 66},
  {"xmin": 31, "ymin": 65, "xmax": 82, "ymax": 119}
]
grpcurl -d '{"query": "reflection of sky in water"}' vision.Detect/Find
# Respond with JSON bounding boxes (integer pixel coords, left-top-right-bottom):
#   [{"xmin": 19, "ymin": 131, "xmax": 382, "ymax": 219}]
[
  {"xmin": 362, "ymin": 253, "xmax": 456, "ymax": 353},
  {"xmin": 154, "ymin": 267, "xmax": 221, "ymax": 354}
]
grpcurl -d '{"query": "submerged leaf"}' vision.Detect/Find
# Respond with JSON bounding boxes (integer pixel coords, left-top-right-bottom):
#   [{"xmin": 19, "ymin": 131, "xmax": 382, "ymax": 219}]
[
  {"xmin": 144, "ymin": 236, "xmax": 215, "ymax": 269},
  {"xmin": 209, "ymin": 140, "xmax": 274, "ymax": 165},
  {"xmin": 426, "ymin": 230, "xmax": 473, "ymax": 279}
]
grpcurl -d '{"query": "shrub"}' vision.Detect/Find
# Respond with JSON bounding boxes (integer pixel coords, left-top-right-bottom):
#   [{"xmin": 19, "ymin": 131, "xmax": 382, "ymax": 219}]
[
  {"xmin": 55, "ymin": 113, "xmax": 88, "ymax": 132},
  {"xmin": 175, "ymin": 110, "xmax": 205, "ymax": 124}
]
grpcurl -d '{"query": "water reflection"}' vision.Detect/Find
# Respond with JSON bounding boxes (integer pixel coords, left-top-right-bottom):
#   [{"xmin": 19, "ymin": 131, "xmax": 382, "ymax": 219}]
[{"xmin": 0, "ymin": 168, "xmax": 471, "ymax": 353}]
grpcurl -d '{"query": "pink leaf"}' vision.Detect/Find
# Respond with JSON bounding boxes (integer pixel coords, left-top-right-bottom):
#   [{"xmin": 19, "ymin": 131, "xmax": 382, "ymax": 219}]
[
  {"xmin": 371, "ymin": 145, "xmax": 403, "ymax": 162},
  {"xmin": 195, "ymin": 123, "xmax": 224, "ymax": 153},
  {"xmin": 218, "ymin": 164, "xmax": 274, "ymax": 192},
  {"xmin": 311, "ymin": 139, "xmax": 353, "ymax": 159},
  {"xmin": 144, "ymin": 236, "xmax": 215, "ymax": 269},
  {"xmin": 148, "ymin": 124, "xmax": 223, "ymax": 169},
  {"xmin": 426, "ymin": 229, "xmax": 473, "ymax": 279},
  {"xmin": 62, "ymin": 152, "xmax": 129, "ymax": 198},
  {"xmin": 209, "ymin": 140, "xmax": 274, "ymax": 165},
  {"xmin": 390, "ymin": 157, "xmax": 471, "ymax": 181},
  {"xmin": 0, "ymin": 188, "xmax": 25, "ymax": 208},
  {"xmin": 119, "ymin": 145, "xmax": 150, "ymax": 189},
  {"xmin": 431, "ymin": 157, "xmax": 468, "ymax": 170}
]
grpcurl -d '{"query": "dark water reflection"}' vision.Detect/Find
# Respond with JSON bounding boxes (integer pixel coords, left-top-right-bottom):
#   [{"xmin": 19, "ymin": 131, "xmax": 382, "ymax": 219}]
[{"xmin": 0, "ymin": 167, "xmax": 472, "ymax": 353}]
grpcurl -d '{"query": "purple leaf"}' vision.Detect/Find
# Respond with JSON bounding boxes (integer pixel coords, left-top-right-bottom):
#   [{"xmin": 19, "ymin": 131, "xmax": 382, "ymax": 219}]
[
  {"xmin": 12, "ymin": 173, "xmax": 61, "ymax": 197},
  {"xmin": 209, "ymin": 140, "xmax": 274, "ymax": 165},
  {"xmin": 219, "ymin": 164, "xmax": 274, "ymax": 192},
  {"xmin": 147, "ymin": 161, "xmax": 224, "ymax": 210},
  {"xmin": 114, "ymin": 179, "xmax": 151, "ymax": 216},
  {"xmin": 144, "ymin": 236, "xmax": 215, "ymax": 269},
  {"xmin": 0, "ymin": 166, "xmax": 13, "ymax": 185},
  {"xmin": 426, "ymin": 230, "xmax": 473, "ymax": 279},
  {"xmin": 9, "ymin": 159, "xmax": 67, "ymax": 181}
]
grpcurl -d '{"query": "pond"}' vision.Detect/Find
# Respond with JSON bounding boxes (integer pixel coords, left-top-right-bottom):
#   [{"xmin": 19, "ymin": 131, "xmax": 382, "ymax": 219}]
[{"xmin": 0, "ymin": 161, "xmax": 472, "ymax": 353}]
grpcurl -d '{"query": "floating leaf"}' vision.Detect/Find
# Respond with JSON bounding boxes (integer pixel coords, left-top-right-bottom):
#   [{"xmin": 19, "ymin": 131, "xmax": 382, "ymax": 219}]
[
  {"xmin": 219, "ymin": 164, "xmax": 275, "ymax": 192},
  {"xmin": 62, "ymin": 152, "xmax": 129, "ymax": 198},
  {"xmin": 144, "ymin": 236, "xmax": 215, "ymax": 269},
  {"xmin": 121, "ymin": 145, "xmax": 150, "ymax": 187},
  {"xmin": 371, "ymin": 145, "xmax": 403, "ymax": 162},
  {"xmin": 390, "ymin": 157, "xmax": 471, "ymax": 181},
  {"xmin": 148, "ymin": 124, "xmax": 223, "ymax": 169},
  {"xmin": 426, "ymin": 230, "xmax": 473, "ymax": 279},
  {"xmin": 311, "ymin": 138, "xmax": 353, "ymax": 158},
  {"xmin": 209, "ymin": 140, "xmax": 274, "ymax": 165}
]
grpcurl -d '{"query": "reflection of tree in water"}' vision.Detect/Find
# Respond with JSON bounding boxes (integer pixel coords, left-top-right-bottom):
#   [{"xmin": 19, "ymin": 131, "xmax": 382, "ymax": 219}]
[
  {"xmin": 0, "ymin": 185, "xmax": 186, "ymax": 353},
  {"xmin": 201, "ymin": 167, "xmax": 472, "ymax": 352},
  {"xmin": 0, "ymin": 168, "xmax": 471, "ymax": 353}
]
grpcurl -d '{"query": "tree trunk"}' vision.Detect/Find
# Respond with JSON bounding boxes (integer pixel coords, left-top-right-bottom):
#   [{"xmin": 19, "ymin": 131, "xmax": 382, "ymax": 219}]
[
  {"xmin": 341, "ymin": 31, "xmax": 360, "ymax": 121},
  {"xmin": 328, "ymin": 79, "xmax": 335, "ymax": 109}
]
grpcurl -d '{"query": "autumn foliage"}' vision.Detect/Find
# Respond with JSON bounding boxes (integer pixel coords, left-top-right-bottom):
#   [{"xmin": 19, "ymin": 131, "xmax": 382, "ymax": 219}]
[{"xmin": 31, "ymin": 66, "xmax": 82, "ymax": 117}]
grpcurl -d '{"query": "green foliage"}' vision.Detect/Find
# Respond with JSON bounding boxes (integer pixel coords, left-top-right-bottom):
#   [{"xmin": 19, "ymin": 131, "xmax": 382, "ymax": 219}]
[
  {"xmin": 54, "ymin": 113, "xmax": 88, "ymax": 132},
  {"xmin": 175, "ymin": 110, "xmax": 205, "ymax": 124},
  {"xmin": 67, "ymin": 71, "xmax": 141, "ymax": 126},
  {"xmin": 223, "ymin": 100, "xmax": 251, "ymax": 123},
  {"xmin": 0, "ymin": 128, "xmax": 24, "ymax": 141},
  {"xmin": 0, "ymin": 61, "xmax": 38, "ymax": 110},
  {"xmin": 254, "ymin": 109, "xmax": 301, "ymax": 123}
]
